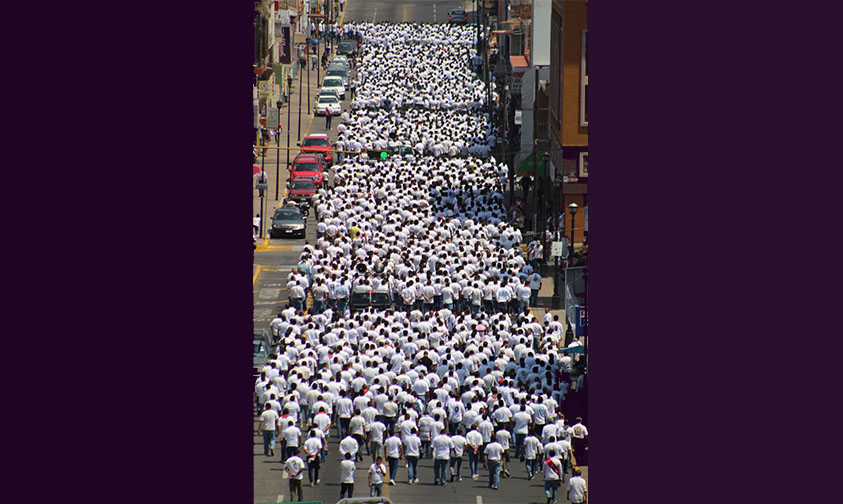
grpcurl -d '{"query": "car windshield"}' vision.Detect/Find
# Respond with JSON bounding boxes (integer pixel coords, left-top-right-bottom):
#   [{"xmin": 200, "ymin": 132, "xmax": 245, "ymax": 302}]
[
  {"xmin": 318, "ymin": 96, "xmax": 338, "ymax": 103},
  {"xmin": 351, "ymin": 292, "xmax": 369, "ymax": 304},
  {"xmin": 339, "ymin": 42, "xmax": 353, "ymax": 49},
  {"xmin": 327, "ymin": 70, "xmax": 345, "ymax": 77},
  {"xmin": 303, "ymin": 138, "xmax": 330, "ymax": 146},
  {"xmin": 253, "ymin": 341, "xmax": 266, "ymax": 355},
  {"xmin": 452, "ymin": 9, "xmax": 465, "ymax": 15},
  {"xmin": 293, "ymin": 163, "xmax": 319, "ymax": 171},
  {"xmin": 324, "ymin": 78, "xmax": 343, "ymax": 86},
  {"xmin": 273, "ymin": 211, "xmax": 301, "ymax": 221},
  {"xmin": 372, "ymin": 293, "xmax": 391, "ymax": 304},
  {"xmin": 291, "ymin": 180, "xmax": 316, "ymax": 189}
]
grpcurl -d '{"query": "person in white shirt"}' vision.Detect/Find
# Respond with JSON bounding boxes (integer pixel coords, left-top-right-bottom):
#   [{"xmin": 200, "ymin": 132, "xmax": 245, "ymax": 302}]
[
  {"xmin": 569, "ymin": 417, "xmax": 589, "ymax": 466},
  {"xmin": 383, "ymin": 433, "xmax": 403, "ymax": 485},
  {"xmin": 449, "ymin": 428, "xmax": 467, "ymax": 482},
  {"xmin": 483, "ymin": 436, "xmax": 505, "ymax": 490},
  {"xmin": 368, "ymin": 455, "xmax": 387, "ymax": 497},
  {"xmin": 542, "ymin": 448, "xmax": 564, "ymax": 504},
  {"xmin": 281, "ymin": 420, "xmax": 302, "ymax": 461},
  {"xmin": 303, "ymin": 429, "xmax": 323, "ymax": 486},
  {"xmin": 466, "ymin": 427, "xmax": 483, "ymax": 480},
  {"xmin": 339, "ymin": 452, "xmax": 357, "ymax": 500},
  {"xmin": 403, "ymin": 428, "xmax": 422, "ymax": 484},
  {"xmin": 339, "ymin": 434, "xmax": 359, "ymax": 461},
  {"xmin": 431, "ymin": 432, "xmax": 454, "ymax": 486},
  {"xmin": 368, "ymin": 419, "xmax": 387, "ymax": 465},
  {"xmin": 284, "ymin": 448, "xmax": 306, "ymax": 502},
  {"xmin": 523, "ymin": 433, "xmax": 543, "ymax": 480},
  {"xmin": 258, "ymin": 403, "xmax": 279, "ymax": 457},
  {"xmin": 567, "ymin": 468, "xmax": 587, "ymax": 504}
]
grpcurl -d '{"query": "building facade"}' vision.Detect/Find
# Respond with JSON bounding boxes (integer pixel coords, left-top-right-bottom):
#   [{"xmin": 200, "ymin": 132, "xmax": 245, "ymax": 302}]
[{"xmin": 548, "ymin": 0, "xmax": 587, "ymax": 245}]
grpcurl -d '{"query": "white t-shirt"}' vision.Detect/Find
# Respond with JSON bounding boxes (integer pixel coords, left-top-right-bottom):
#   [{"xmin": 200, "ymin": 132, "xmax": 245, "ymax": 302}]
[
  {"xmin": 523, "ymin": 436, "xmax": 543, "ymax": 459},
  {"xmin": 285, "ymin": 456, "xmax": 305, "ymax": 480},
  {"xmin": 384, "ymin": 436, "xmax": 403, "ymax": 458},
  {"xmin": 282, "ymin": 426, "xmax": 301, "ymax": 446},
  {"xmin": 369, "ymin": 462, "xmax": 387, "ymax": 484},
  {"xmin": 483, "ymin": 441, "xmax": 504, "ymax": 461},
  {"xmin": 404, "ymin": 434, "xmax": 422, "ymax": 457},
  {"xmin": 339, "ymin": 436, "xmax": 359, "ymax": 455},
  {"xmin": 259, "ymin": 409, "xmax": 278, "ymax": 431},
  {"xmin": 568, "ymin": 476, "xmax": 588, "ymax": 502},
  {"xmin": 450, "ymin": 435, "xmax": 467, "ymax": 457},
  {"xmin": 543, "ymin": 456, "xmax": 562, "ymax": 481},
  {"xmin": 369, "ymin": 421, "xmax": 387, "ymax": 444},
  {"xmin": 513, "ymin": 411, "xmax": 532, "ymax": 434},
  {"xmin": 304, "ymin": 436, "xmax": 323, "ymax": 459},
  {"xmin": 340, "ymin": 459, "xmax": 357, "ymax": 483},
  {"xmin": 431, "ymin": 434, "xmax": 454, "ymax": 460}
]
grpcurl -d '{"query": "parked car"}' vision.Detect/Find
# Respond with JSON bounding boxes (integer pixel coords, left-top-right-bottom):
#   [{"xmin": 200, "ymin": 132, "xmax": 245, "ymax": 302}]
[
  {"xmin": 325, "ymin": 66, "xmax": 349, "ymax": 87},
  {"xmin": 299, "ymin": 134, "xmax": 334, "ymax": 166},
  {"xmin": 269, "ymin": 206, "xmax": 306, "ymax": 238},
  {"xmin": 337, "ymin": 40, "xmax": 357, "ymax": 56},
  {"xmin": 330, "ymin": 55, "xmax": 350, "ymax": 72},
  {"xmin": 287, "ymin": 179, "xmax": 318, "ymax": 207},
  {"xmin": 289, "ymin": 152, "xmax": 326, "ymax": 186},
  {"xmin": 349, "ymin": 285, "xmax": 393, "ymax": 313},
  {"xmin": 316, "ymin": 88, "xmax": 341, "ymax": 103},
  {"xmin": 315, "ymin": 94, "xmax": 341, "ymax": 116},
  {"xmin": 253, "ymin": 329, "xmax": 273, "ymax": 377},
  {"xmin": 321, "ymin": 76, "xmax": 346, "ymax": 100}
]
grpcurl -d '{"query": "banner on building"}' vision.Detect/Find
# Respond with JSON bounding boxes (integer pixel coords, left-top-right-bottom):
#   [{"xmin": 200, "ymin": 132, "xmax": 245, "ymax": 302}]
[{"xmin": 280, "ymin": 26, "xmax": 292, "ymax": 64}]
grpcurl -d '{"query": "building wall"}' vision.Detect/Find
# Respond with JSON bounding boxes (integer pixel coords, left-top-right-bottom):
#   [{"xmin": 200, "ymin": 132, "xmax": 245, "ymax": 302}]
[{"xmin": 561, "ymin": 0, "xmax": 587, "ymax": 147}]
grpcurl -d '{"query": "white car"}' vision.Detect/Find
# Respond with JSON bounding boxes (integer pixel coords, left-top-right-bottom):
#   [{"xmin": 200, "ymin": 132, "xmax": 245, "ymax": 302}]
[
  {"xmin": 314, "ymin": 95, "xmax": 341, "ymax": 116},
  {"xmin": 321, "ymin": 76, "xmax": 346, "ymax": 100}
]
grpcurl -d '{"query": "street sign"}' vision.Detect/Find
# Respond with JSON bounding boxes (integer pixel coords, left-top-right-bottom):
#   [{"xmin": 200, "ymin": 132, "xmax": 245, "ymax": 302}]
[
  {"xmin": 575, "ymin": 305, "xmax": 586, "ymax": 337},
  {"xmin": 551, "ymin": 239, "xmax": 567, "ymax": 257},
  {"xmin": 266, "ymin": 108, "xmax": 279, "ymax": 129}
]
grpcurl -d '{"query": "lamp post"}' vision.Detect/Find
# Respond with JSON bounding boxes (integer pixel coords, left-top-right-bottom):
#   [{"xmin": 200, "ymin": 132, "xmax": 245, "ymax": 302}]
[
  {"xmin": 298, "ymin": 48, "xmax": 303, "ymax": 141},
  {"xmin": 274, "ymin": 100, "xmax": 282, "ymax": 200},
  {"xmin": 286, "ymin": 75, "xmax": 293, "ymax": 196},
  {"xmin": 568, "ymin": 202, "xmax": 578, "ymax": 260}
]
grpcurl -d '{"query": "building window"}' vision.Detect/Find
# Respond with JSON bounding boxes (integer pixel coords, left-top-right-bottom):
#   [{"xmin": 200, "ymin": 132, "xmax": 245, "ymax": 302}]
[
  {"xmin": 580, "ymin": 29, "xmax": 588, "ymax": 127},
  {"xmin": 579, "ymin": 151, "xmax": 588, "ymax": 177}
]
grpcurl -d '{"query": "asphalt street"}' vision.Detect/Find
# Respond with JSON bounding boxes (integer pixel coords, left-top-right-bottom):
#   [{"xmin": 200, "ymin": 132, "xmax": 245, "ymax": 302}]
[{"xmin": 253, "ymin": 2, "xmax": 588, "ymax": 503}]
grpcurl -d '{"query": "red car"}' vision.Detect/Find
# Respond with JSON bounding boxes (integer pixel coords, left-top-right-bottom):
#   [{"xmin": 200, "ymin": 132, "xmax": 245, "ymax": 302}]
[
  {"xmin": 289, "ymin": 153, "xmax": 326, "ymax": 187},
  {"xmin": 287, "ymin": 179, "xmax": 318, "ymax": 208},
  {"xmin": 299, "ymin": 134, "xmax": 334, "ymax": 166}
]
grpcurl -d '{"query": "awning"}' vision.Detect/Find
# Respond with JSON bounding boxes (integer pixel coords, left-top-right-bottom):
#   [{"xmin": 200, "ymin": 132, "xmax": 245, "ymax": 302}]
[{"xmin": 516, "ymin": 151, "xmax": 548, "ymax": 177}]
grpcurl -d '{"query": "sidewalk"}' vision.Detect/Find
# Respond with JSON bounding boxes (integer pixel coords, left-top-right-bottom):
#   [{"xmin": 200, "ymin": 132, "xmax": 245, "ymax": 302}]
[{"xmin": 253, "ymin": 50, "xmax": 333, "ymax": 237}]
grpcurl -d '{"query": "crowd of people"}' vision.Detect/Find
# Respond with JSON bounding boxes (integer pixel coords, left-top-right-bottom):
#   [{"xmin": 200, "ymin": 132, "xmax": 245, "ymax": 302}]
[{"xmin": 256, "ymin": 22, "xmax": 587, "ymax": 504}]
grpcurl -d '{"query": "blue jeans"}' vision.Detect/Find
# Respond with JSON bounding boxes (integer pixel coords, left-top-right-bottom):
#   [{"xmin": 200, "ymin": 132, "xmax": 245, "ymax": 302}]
[
  {"xmin": 433, "ymin": 458, "xmax": 449, "ymax": 484},
  {"xmin": 311, "ymin": 300, "xmax": 325, "ymax": 314},
  {"xmin": 262, "ymin": 431, "xmax": 276, "ymax": 454},
  {"xmin": 370, "ymin": 483, "xmax": 383, "ymax": 497},
  {"xmin": 421, "ymin": 440, "xmax": 431, "ymax": 459},
  {"xmin": 526, "ymin": 457, "xmax": 538, "ymax": 476},
  {"xmin": 514, "ymin": 433, "xmax": 526, "ymax": 458},
  {"xmin": 336, "ymin": 299, "xmax": 347, "ymax": 313},
  {"xmin": 544, "ymin": 479, "xmax": 560, "ymax": 503},
  {"xmin": 487, "ymin": 459, "xmax": 501, "ymax": 488},
  {"xmin": 530, "ymin": 288, "xmax": 539, "ymax": 306},
  {"xmin": 387, "ymin": 457, "xmax": 400, "ymax": 481},
  {"xmin": 450, "ymin": 456, "xmax": 462, "ymax": 479},
  {"xmin": 370, "ymin": 441, "xmax": 382, "ymax": 464},
  {"xmin": 471, "ymin": 303, "xmax": 481, "ymax": 315},
  {"xmin": 407, "ymin": 455, "xmax": 419, "ymax": 481},
  {"xmin": 468, "ymin": 450, "xmax": 480, "ymax": 476}
]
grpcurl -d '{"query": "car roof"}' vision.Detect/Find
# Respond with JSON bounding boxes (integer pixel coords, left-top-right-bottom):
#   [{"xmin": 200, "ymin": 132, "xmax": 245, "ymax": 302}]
[
  {"xmin": 304, "ymin": 134, "xmax": 329, "ymax": 139},
  {"xmin": 294, "ymin": 153, "xmax": 322, "ymax": 160}
]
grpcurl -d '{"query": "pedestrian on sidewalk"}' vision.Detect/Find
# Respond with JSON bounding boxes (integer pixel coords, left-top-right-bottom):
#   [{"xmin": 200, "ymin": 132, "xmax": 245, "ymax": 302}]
[
  {"xmin": 567, "ymin": 468, "xmax": 588, "ymax": 504},
  {"xmin": 325, "ymin": 106, "xmax": 333, "ymax": 129},
  {"xmin": 368, "ymin": 455, "xmax": 387, "ymax": 496},
  {"xmin": 339, "ymin": 452, "xmax": 356, "ymax": 500},
  {"xmin": 253, "ymin": 213, "xmax": 261, "ymax": 235},
  {"xmin": 284, "ymin": 447, "xmax": 305, "ymax": 502},
  {"xmin": 311, "ymin": 54, "xmax": 318, "ymax": 70}
]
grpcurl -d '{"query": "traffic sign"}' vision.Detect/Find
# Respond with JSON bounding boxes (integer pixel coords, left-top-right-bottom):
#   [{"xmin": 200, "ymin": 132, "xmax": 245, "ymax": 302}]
[
  {"xmin": 551, "ymin": 239, "xmax": 567, "ymax": 257},
  {"xmin": 266, "ymin": 108, "xmax": 279, "ymax": 129}
]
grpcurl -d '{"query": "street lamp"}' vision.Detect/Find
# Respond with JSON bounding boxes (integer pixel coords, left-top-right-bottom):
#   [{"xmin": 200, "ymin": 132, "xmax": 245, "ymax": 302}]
[
  {"xmin": 286, "ymin": 75, "xmax": 293, "ymax": 199},
  {"xmin": 275, "ymin": 99, "xmax": 282, "ymax": 200},
  {"xmin": 298, "ymin": 48, "xmax": 303, "ymax": 141},
  {"xmin": 568, "ymin": 202, "xmax": 578, "ymax": 260}
]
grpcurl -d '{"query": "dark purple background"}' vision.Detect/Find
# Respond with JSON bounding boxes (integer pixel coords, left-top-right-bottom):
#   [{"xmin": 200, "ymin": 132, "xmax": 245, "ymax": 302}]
[{"xmin": 15, "ymin": 0, "xmax": 834, "ymax": 502}]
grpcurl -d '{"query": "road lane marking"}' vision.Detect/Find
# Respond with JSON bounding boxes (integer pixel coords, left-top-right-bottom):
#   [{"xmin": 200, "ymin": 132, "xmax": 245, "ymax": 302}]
[
  {"xmin": 433, "ymin": 3, "xmax": 436, "ymax": 24},
  {"xmin": 476, "ymin": 496, "xmax": 482, "ymax": 504},
  {"xmin": 276, "ymin": 494, "xmax": 284, "ymax": 502},
  {"xmin": 403, "ymin": 4, "xmax": 408, "ymax": 22},
  {"xmin": 373, "ymin": 7, "xmax": 377, "ymax": 23},
  {"xmin": 253, "ymin": 264, "xmax": 262, "ymax": 289}
]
